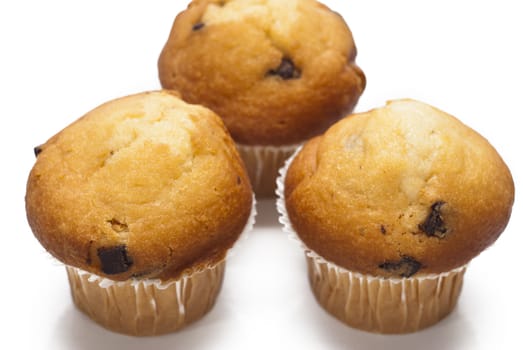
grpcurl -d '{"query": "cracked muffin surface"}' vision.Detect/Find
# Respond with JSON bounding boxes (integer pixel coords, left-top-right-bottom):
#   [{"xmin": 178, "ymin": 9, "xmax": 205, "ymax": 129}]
[
  {"xmin": 26, "ymin": 90, "xmax": 253, "ymax": 281},
  {"xmin": 158, "ymin": 0, "xmax": 365, "ymax": 146},
  {"xmin": 284, "ymin": 99, "xmax": 514, "ymax": 277}
]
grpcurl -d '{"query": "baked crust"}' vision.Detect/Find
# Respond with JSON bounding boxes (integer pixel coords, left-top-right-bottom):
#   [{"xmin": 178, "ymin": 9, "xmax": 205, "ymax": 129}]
[
  {"xmin": 26, "ymin": 90, "xmax": 253, "ymax": 281},
  {"xmin": 158, "ymin": 0, "xmax": 365, "ymax": 145},
  {"xmin": 285, "ymin": 99, "xmax": 514, "ymax": 276}
]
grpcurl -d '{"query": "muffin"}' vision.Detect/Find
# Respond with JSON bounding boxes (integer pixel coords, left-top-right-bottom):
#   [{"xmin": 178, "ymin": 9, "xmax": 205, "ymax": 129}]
[
  {"xmin": 26, "ymin": 90, "xmax": 254, "ymax": 336},
  {"xmin": 277, "ymin": 99, "xmax": 514, "ymax": 333},
  {"xmin": 158, "ymin": 0, "xmax": 366, "ymax": 196}
]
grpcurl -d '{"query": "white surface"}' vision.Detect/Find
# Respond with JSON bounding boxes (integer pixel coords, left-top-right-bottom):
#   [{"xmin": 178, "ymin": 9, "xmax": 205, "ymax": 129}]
[{"xmin": 1, "ymin": 1, "xmax": 522, "ymax": 349}]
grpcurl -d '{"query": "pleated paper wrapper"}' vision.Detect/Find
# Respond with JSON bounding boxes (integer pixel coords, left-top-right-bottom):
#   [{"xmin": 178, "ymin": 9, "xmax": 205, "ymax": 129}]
[
  {"xmin": 66, "ymin": 197, "xmax": 256, "ymax": 336},
  {"xmin": 276, "ymin": 149, "xmax": 466, "ymax": 334},
  {"xmin": 237, "ymin": 143, "xmax": 299, "ymax": 198}
]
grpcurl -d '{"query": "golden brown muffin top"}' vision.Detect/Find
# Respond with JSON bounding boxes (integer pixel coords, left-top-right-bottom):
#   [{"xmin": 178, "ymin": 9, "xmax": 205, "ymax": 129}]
[
  {"xmin": 26, "ymin": 90, "xmax": 253, "ymax": 281},
  {"xmin": 284, "ymin": 99, "xmax": 514, "ymax": 277},
  {"xmin": 158, "ymin": 0, "xmax": 365, "ymax": 146}
]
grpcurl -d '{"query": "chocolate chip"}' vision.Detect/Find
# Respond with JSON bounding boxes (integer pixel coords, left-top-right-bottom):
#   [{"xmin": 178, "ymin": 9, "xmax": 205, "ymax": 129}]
[
  {"xmin": 419, "ymin": 201, "xmax": 447, "ymax": 238},
  {"xmin": 236, "ymin": 176, "xmax": 242, "ymax": 185},
  {"xmin": 34, "ymin": 146, "xmax": 43, "ymax": 157},
  {"xmin": 380, "ymin": 225, "xmax": 387, "ymax": 235},
  {"xmin": 267, "ymin": 57, "xmax": 301, "ymax": 80},
  {"xmin": 97, "ymin": 245, "xmax": 133, "ymax": 275},
  {"xmin": 192, "ymin": 22, "xmax": 205, "ymax": 31},
  {"xmin": 379, "ymin": 256, "xmax": 422, "ymax": 278}
]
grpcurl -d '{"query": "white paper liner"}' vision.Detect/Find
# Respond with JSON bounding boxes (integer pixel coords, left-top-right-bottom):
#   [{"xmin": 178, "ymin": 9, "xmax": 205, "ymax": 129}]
[
  {"xmin": 275, "ymin": 146, "xmax": 303, "ymax": 245},
  {"xmin": 275, "ymin": 147, "xmax": 467, "ymax": 333},
  {"xmin": 77, "ymin": 195, "xmax": 256, "ymax": 289},
  {"xmin": 237, "ymin": 143, "xmax": 300, "ymax": 197}
]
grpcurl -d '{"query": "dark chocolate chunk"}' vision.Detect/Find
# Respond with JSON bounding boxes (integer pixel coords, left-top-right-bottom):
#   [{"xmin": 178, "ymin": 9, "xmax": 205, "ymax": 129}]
[
  {"xmin": 379, "ymin": 256, "xmax": 422, "ymax": 278},
  {"xmin": 380, "ymin": 225, "xmax": 387, "ymax": 235},
  {"xmin": 97, "ymin": 245, "xmax": 133, "ymax": 275},
  {"xmin": 34, "ymin": 146, "xmax": 43, "ymax": 157},
  {"xmin": 267, "ymin": 57, "xmax": 301, "ymax": 80},
  {"xmin": 192, "ymin": 22, "xmax": 205, "ymax": 31},
  {"xmin": 419, "ymin": 201, "xmax": 447, "ymax": 238}
]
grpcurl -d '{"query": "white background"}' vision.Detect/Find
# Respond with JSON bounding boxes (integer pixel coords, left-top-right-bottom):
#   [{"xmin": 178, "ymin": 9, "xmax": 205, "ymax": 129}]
[{"xmin": 1, "ymin": 1, "xmax": 522, "ymax": 349}]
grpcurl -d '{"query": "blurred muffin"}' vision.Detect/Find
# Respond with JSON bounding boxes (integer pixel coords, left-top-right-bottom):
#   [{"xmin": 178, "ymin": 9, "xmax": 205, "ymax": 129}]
[
  {"xmin": 278, "ymin": 99, "xmax": 514, "ymax": 333},
  {"xmin": 26, "ymin": 90, "xmax": 254, "ymax": 336},
  {"xmin": 159, "ymin": 0, "xmax": 365, "ymax": 196}
]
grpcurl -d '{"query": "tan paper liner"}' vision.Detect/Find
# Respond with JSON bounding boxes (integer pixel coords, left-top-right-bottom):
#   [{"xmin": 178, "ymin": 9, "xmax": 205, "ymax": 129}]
[
  {"xmin": 65, "ymin": 197, "xmax": 257, "ymax": 336},
  {"xmin": 237, "ymin": 143, "xmax": 300, "ymax": 198},
  {"xmin": 66, "ymin": 262, "xmax": 225, "ymax": 336},
  {"xmin": 276, "ymin": 149, "xmax": 467, "ymax": 334}
]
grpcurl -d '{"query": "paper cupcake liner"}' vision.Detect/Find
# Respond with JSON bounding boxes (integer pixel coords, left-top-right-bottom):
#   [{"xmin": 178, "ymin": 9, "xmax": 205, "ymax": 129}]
[
  {"xmin": 66, "ymin": 262, "xmax": 225, "ymax": 336},
  {"xmin": 306, "ymin": 256, "xmax": 466, "ymax": 334},
  {"xmin": 237, "ymin": 143, "xmax": 300, "ymax": 198},
  {"xmin": 276, "ymin": 149, "xmax": 467, "ymax": 334},
  {"xmin": 65, "ymin": 197, "xmax": 256, "ymax": 336}
]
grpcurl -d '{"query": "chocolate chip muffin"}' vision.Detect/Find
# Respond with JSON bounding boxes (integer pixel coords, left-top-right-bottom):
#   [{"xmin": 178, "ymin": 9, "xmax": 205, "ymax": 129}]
[
  {"xmin": 26, "ymin": 90, "xmax": 254, "ymax": 335},
  {"xmin": 277, "ymin": 99, "xmax": 514, "ymax": 333},
  {"xmin": 158, "ymin": 0, "xmax": 365, "ymax": 196}
]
